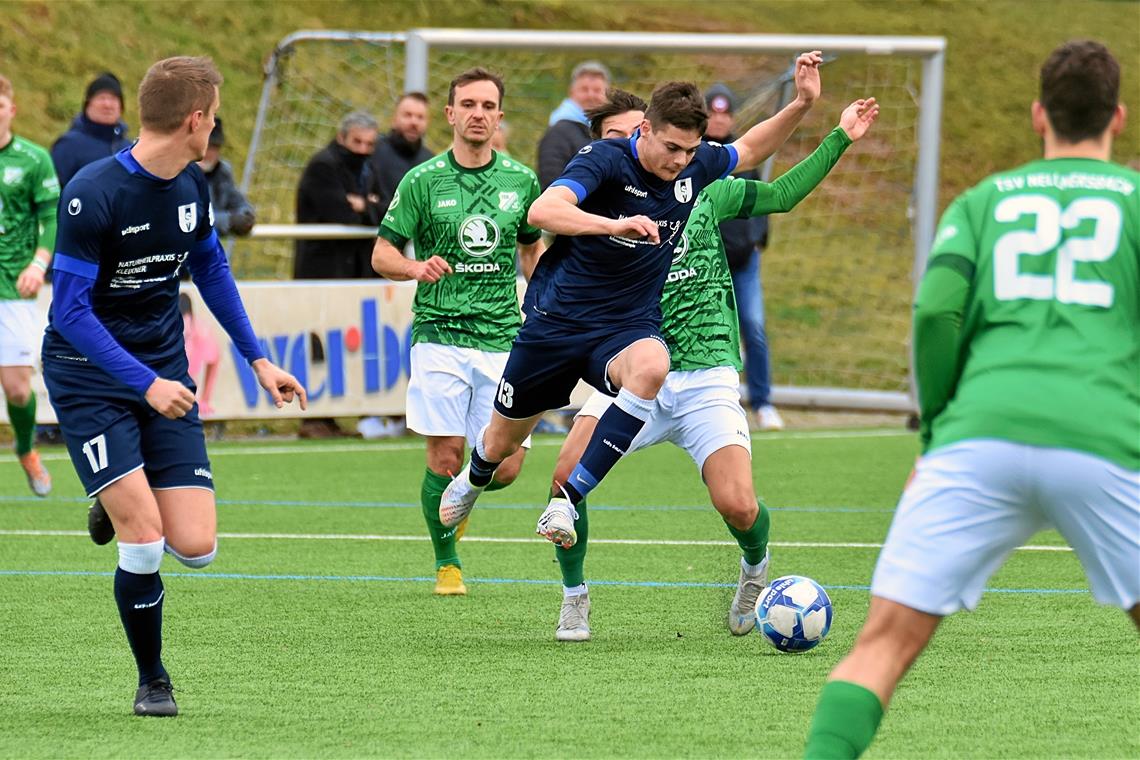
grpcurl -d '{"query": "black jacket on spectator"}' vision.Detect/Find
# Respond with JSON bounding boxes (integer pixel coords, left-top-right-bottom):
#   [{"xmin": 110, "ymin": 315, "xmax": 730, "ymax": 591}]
[
  {"xmin": 51, "ymin": 113, "xmax": 131, "ymax": 189},
  {"xmin": 706, "ymin": 133, "xmax": 769, "ymax": 272},
  {"xmin": 204, "ymin": 159, "xmax": 255, "ymax": 236},
  {"xmin": 369, "ymin": 130, "xmax": 433, "ymax": 214},
  {"xmin": 536, "ymin": 119, "xmax": 591, "ymax": 190},
  {"xmin": 294, "ymin": 141, "xmax": 383, "ymax": 279}
]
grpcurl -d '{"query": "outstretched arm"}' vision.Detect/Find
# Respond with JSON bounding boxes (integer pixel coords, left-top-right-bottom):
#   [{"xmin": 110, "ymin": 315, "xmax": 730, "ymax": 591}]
[
  {"xmin": 731, "ymin": 51, "xmax": 822, "ymax": 172},
  {"xmin": 528, "ymin": 186, "xmax": 660, "ymax": 242},
  {"xmin": 736, "ymin": 98, "xmax": 879, "ymax": 217}
]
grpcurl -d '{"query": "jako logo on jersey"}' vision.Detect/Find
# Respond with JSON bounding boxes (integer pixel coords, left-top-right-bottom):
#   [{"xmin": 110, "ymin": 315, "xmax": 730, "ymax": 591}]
[
  {"xmin": 674, "ymin": 177, "xmax": 693, "ymax": 203},
  {"xmin": 624, "ymin": 184, "xmax": 648, "ymax": 198},
  {"xmin": 498, "ymin": 191, "xmax": 519, "ymax": 212},
  {"xmin": 178, "ymin": 203, "xmax": 197, "ymax": 233},
  {"xmin": 120, "ymin": 223, "xmax": 151, "ymax": 237},
  {"xmin": 933, "ymin": 224, "xmax": 958, "ymax": 248},
  {"xmin": 458, "ymin": 215, "xmax": 500, "ymax": 257},
  {"xmin": 3, "ymin": 167, "xmax": 24, "ymax": 185},
  {"xmin": 67, "ymin": 198, "xmax": 82, "ymax": 215},
  {"xmin": 437, "ymin": 199, "xmax": 458, "ymax": 208}
]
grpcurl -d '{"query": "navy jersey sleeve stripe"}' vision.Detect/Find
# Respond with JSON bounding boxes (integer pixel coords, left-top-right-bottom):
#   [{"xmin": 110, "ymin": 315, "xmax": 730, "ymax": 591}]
[
  {"xmin": 52, "ymin": 253, "xmax": 99, "ymax": 279},
  {"xmin": 719, "ymin": 144, "xmax": 740, "ymax": 179},
  {"xmin": 551, "ymin": 178, "xmax": 588, "ymax": 204}
]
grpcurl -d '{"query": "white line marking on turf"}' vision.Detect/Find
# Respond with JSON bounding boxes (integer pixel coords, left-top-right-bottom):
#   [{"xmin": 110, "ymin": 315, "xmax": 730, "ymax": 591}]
[
  {"xmin": 0, "ymin": 529, "xmax": 1073, "ymax": 552},
  {"xmin": 0, "ymin": 428, "xmax": 911, "ymax": 463}
]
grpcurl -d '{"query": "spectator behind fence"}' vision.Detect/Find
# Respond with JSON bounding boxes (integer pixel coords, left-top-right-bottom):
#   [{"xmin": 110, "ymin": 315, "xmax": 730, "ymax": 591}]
[
  {"xmin": 196, "ymin": 117, "xmax": 254, "ymax": 236},
  {"xmin": 294, "ymin": 110, "xmax": 383, "ymax": 280},
  {"xmin": 51, "ymin": 72, "xmax": 131, "ymax": 189},
  {"xmin": 370, "ymin": 93, "xmax": 433, "ymax": 214},
  {"xmin": 703, "ymin": 83, "xmax": 783, "ymax": 431},
  {"xmin": 536, "ymin": 61, "xmax": 610, "ymax": 189},
  {"xmin": 491, "ymin": 118, "xmax": 511, "ymax": 157}
]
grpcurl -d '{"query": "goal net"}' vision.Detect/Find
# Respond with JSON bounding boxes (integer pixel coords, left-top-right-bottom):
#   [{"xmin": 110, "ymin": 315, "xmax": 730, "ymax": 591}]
[{"xmin": 238, "ymin": 30, "xmax": 944, "ymax": 409}]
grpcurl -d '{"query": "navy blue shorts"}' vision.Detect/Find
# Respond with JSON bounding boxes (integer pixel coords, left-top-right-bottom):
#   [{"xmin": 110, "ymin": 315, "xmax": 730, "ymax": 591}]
[
  {"xmin": 493, "ymin": 315, "xmax": 667, "ymax": 420},
  {"xmin": 43, "ymin": 357, "xmax": 213, "ymax": 498}
]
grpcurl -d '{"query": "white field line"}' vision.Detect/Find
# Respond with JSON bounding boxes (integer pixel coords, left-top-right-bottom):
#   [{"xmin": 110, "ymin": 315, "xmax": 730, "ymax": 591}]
[
  {"xmin": 0, "ymin": 529, "xmax": 1073, "ymax": 552},
  {"xmin": 0, "ymin": 428, "xmax": 910, "ymax": 464}
]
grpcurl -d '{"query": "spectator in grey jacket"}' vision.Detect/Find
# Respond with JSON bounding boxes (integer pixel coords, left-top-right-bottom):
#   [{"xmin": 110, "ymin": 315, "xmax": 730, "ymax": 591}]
[
  {"xmin": 369, "ymin": 92, "xmax": 433, "ymax": 213},
  {"xmin": 51, "ymin": 72, "xmax": 131, "ymax": 189},
  {"xmin": 536, "ymin": 61, "xmax": 610, "ymax": 188},
  {"xmin": 196, "ymin": 118, "xmax": 255, "ymax": 236}
]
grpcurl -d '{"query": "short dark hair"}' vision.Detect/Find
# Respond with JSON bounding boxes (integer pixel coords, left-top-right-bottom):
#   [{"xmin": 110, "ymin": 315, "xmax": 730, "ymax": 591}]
[
  {"xmin": 644, "ymin": 81, "xmax": 707, "ymax": 134},
  {"xmin": 587, "ymin": 88, "xmax": 648, "ymax": 140},
  {"xmin": 399, "ymin": 91, "xmax": 429, "ymax": 107},
  {"xmin": 447, "ymin": 67, "xmax": 504, "ymax": 107},
  {"xmin": 1040, "ymin": 40, "xmax": 1120, "ymax": 143}
]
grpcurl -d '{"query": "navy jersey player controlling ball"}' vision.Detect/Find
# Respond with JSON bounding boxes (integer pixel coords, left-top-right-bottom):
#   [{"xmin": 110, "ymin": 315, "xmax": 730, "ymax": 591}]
[
  {"xmin": 43, "ymin": 57, "xmax": 306, "ymax": 717},
  {"xmin": 440, "ymin": 53, "xmax": 823, "ymax": 545}
]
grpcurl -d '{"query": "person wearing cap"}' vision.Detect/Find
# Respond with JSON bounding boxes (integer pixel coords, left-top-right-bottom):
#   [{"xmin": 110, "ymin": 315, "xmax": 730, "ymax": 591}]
[
  {"xmin": 536, "ymin": 61, "xmax": 610, "ymax": 189},
  {"xmin": 50, "ymin": 72, "xmax": 131, "ymax": 189},
  {"xmin": 705, "ymin": 83, "xmax": 784, "ymax": 431},
  {"xmin": 196, "ymin": 117, "xmax": 255, "ymax": 236}
]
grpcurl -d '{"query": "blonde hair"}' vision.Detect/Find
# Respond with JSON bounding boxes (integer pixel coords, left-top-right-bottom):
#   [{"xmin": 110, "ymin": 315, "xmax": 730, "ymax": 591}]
[{"xmin": 138, "ymin": 56, "xmax": 222, "ymax": 134}]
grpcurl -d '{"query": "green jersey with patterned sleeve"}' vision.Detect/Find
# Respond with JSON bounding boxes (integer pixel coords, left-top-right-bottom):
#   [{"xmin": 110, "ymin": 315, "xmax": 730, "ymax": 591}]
[
  {"xmin": 378, "ymin": 150, "xmax": 542, "ymax": 352},
  {"xmin": 664, "ymin": 127, "xmax": 853, "ymax": 371},
  {"xmin": 0, "ymin": 135, "xmax": 60, "ymax": 300},
  {"xmin": 920, "ymin": 158, "xmax": 1139, "ymax": 470}
]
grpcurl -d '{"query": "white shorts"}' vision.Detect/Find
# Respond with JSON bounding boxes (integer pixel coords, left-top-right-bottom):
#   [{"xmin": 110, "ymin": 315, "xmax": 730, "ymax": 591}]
[
  {"xmin": 0, "ymin": 300, "xmax": 38, "ymax": 367},
  {"xmin": 406, "ymin": 343, "xmax": 531, "ymax": 449},
  {"xmin": 576, "ymin": 366, "xmax": 750, "ymax": 472},
  {"xmin": 872, "ymin": 439, "xmax": 1140, "ymax": 615}
]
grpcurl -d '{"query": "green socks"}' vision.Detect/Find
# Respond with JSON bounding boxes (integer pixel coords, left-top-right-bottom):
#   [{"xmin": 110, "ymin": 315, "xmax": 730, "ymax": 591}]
[
  {"xmin": 7, "ymin": 395, "xmax": 36, "ymax": 457},
  {"xmin": 555, "ymin": 495, "xmax": 588, "ymax": 587},
  {"xmin": 421, "ymin": 468, "xmax": 460, "ymax": 569},
  {"xmin": 484, "ymin": 479, "xmax": 510, "ymax": 493},
  {"xmin": 803, "ymin": 680, "xmax": 884, "ymax": 759},
  {"xmin": 724, "ymin": 498, "xmax": 770, "ymax": 565}
]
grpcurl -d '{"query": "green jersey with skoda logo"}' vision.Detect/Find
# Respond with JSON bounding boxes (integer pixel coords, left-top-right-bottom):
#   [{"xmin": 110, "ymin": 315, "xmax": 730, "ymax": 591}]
[
  {"xmin": 663, "ymin": 127, "xmax": 852, "ymax": 371},
  {"xmin": 379, "ymin": 149, "xmax": 542, "ymax": 352},
  {"xmin": 0, "ymin": 135, "xmax": 60, "ymax": 300}
]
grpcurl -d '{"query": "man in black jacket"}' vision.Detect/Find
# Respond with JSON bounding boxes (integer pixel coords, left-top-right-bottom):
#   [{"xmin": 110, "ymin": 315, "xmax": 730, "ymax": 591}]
[
  {"xmin": 294, "ymin": 111, "xmax": 382, "ymax": 279},
  {"xmin": 369, "ymin": 92, "xmax": 433, "ymax": 214},
  {"xmin": 196, "ymin": 118, "xmax": 255, "ymax": 236},
  {"xmin": 535, "ymin": 61, "xmax": 610, "ymax": 189},
  {"xmin": 704, "ymin": 84, "xmax": 784, "ymax": 431},
  {"xmin": 51, "ymin": 72, "xmax": 132, "ymax": 189}
]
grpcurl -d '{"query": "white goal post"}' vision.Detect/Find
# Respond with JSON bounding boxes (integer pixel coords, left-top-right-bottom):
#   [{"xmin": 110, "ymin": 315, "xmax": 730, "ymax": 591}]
[{"xmin": 240, "ymin": 28, "xmax": 946, "ymax": 413}]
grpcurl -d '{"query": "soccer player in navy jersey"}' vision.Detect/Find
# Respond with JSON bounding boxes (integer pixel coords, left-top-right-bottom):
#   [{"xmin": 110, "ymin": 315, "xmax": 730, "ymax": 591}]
[
  {"xmin": 440, "ymin": 53, "xmax": 823, "ymax": 544},
  {"xmin": 43, "ymin": 56, "xmax": 306, "ymax": 717}
]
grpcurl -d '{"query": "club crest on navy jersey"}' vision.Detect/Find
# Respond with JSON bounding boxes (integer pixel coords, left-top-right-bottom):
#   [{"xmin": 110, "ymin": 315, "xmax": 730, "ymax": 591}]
[
  {"xmin": 674, "ymin": 177, "xmax": 693, "ymax": 203},
  {"xmin": 177, "ymin": 203, "xmax": 197, "ymax": 233}
]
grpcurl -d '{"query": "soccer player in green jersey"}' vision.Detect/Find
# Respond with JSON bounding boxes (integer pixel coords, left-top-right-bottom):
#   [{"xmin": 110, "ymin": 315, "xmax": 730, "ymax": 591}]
[
  {"xmin": 547, "ymin": 90, "xmax": 879, "ymax": 641},
  {"xmin": 0, "ymin": 74, "xmax": 59, "ymax": 496},
  {"xmin": 803, "ymin": 40, "xmax": 1139, "ymax": 759},
  {"xmin": 372, "ymin": 68, "xmax": 545, "ymax": 595}
]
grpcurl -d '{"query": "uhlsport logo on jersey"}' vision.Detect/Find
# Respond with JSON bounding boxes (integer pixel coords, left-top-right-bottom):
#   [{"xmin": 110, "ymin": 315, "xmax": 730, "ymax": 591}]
[
  {"xmin": 498, "ymin": 191, "xmax": 520, "ymax": 212},
  {"xmin": 178, "ymin": 203, "xmax": 198, "ymax": 233},
  {"xmin": 458, "ymin": 215, "xmax": 500, "ymax": 258},
  {"xmin": 67, "ymin": 198, "xmax": 82, "ymax": 216},
  {"xmin": 674, "ymin": 177, "xmax": 693, "ymax": 203}
]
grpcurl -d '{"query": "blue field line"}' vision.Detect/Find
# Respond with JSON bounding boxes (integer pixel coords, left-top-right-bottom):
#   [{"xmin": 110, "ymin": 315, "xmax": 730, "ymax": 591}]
[
  {"xmin": 0, "ymin": 494, "xmax": 894, "ymax": 514},
  {"xmin": 0, "ymin": 568, "xmax": 1090, "ymax": 595}
]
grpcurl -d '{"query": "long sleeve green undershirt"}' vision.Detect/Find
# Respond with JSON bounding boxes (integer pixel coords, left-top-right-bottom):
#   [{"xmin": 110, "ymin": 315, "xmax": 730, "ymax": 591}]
[
  {"xmin": 738, "ymin": 127, "xmax": 853, "ymax": 218},
  {"xmin": 912, "ymin": 257, "xmax": 973, "ymax": 450}
]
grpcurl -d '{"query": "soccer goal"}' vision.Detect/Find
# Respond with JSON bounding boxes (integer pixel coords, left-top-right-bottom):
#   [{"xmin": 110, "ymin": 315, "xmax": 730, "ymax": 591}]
[{"xmin": 238, "ymin": 29, "xmax": 945, "ymax": 412}]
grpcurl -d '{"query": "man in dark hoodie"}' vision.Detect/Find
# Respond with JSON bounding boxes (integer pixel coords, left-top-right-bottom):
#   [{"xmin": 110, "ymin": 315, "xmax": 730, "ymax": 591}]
[
  {"xmin": 51, "ymin": 72, "xmax": 131, "ymax": 189},
  {"xmin": 369, "ymin": 92, "xmax": 433, "ymax": 214},
  {"xmin": 535, "ymin": 61, "xmax": 610, "ymax": 189},
  {"xmin": 294, "ymin": 110, "xmax": 383, "ymax": 279},
  {"xmin": 704, "ymin": 83, "xmax": 784, "ymax": 431},
  {"xmin": 196, "ymin": 117, "xmax": 254, "ymax": 236}
]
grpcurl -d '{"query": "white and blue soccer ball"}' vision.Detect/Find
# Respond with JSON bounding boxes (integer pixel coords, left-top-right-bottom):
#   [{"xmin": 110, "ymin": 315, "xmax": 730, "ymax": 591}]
[{"xmin": 755, "ymin": 575, "xmax": 833, "ymax": 653}]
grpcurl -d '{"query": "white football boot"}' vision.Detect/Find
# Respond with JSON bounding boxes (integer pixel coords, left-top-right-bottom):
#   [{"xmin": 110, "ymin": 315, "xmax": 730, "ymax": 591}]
[
  {"xmin": 728, "ymin": 551, "xmax": 771, "ymax": 635},
  {"xmin": 536, "ymin": 493, "xmax": 578, "ymax": 548},
  {"xmin": 556, "ymin": 591, "xmax": 591, "ymax": 642},
  {"xmin": 439, "ymin": 463, "xmax": 485, "ymax": 528},
  {"xmin": 755, "ymin": 405, "xmax": 785, "ymax": 431}
]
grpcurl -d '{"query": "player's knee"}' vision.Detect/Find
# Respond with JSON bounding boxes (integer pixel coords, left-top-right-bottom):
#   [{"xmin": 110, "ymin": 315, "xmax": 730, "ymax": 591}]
[
  {"xmin": 118, "ymin": 538, "xmax": 166, "ymax": 574},
  {"xmin": 2, "ymin": 383, "xmax": 31, "ymax": 406},
  {"xmin": 165, "ymin": 538, "xmax": 218, "ymax": 569},
  {"xmin": 716, "ymin": 494, "xmax": 758, "ymax": 530}
]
